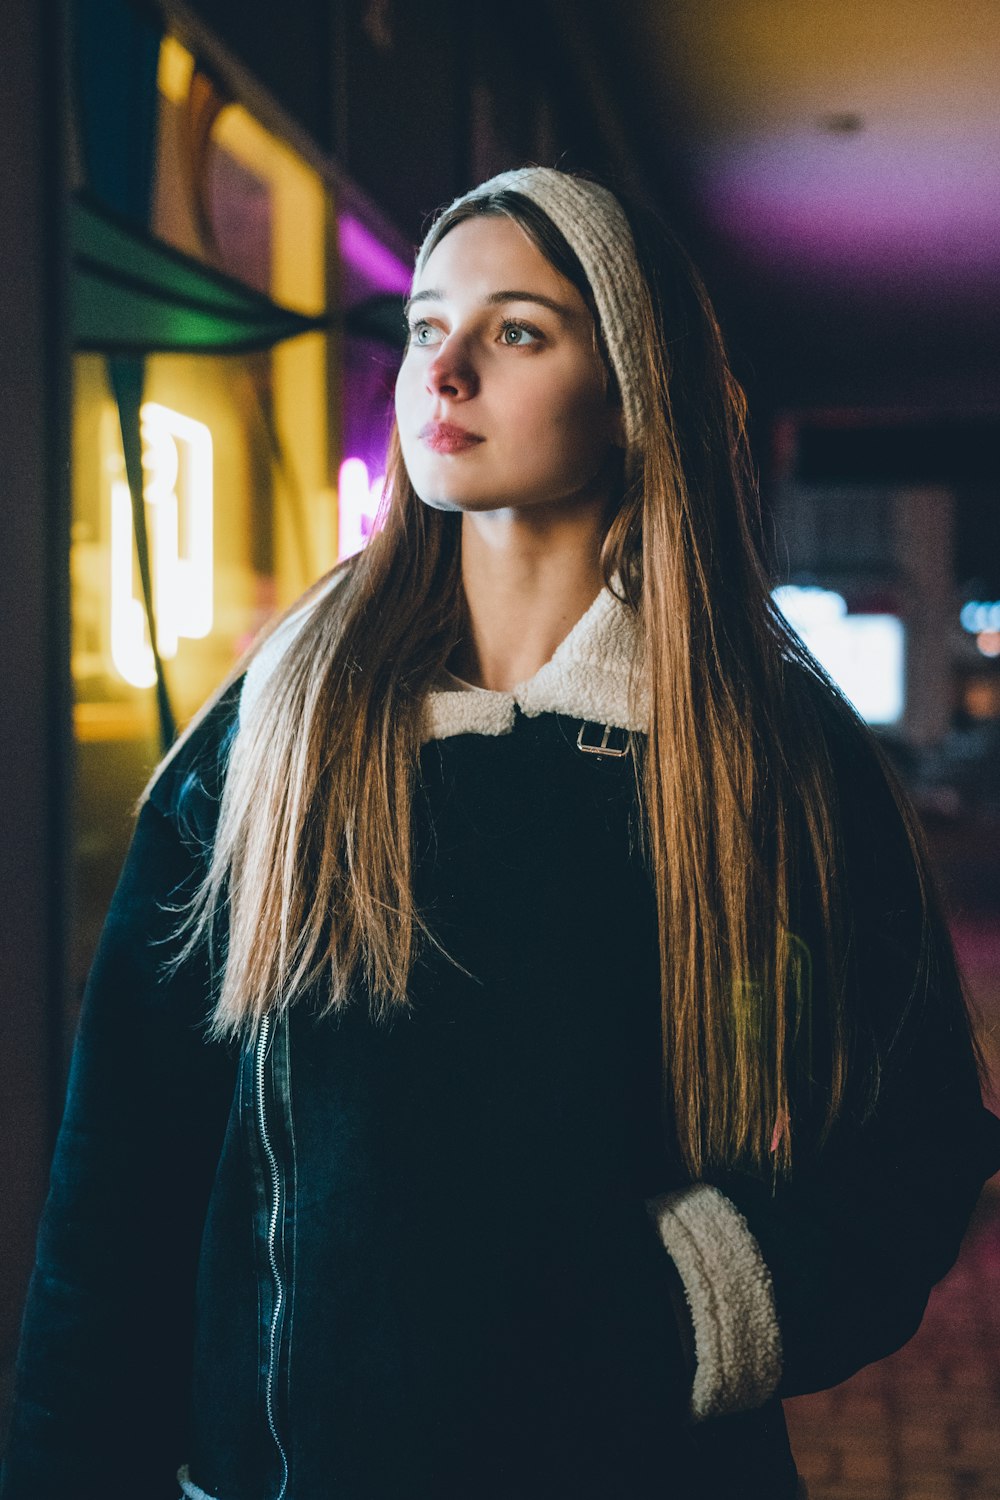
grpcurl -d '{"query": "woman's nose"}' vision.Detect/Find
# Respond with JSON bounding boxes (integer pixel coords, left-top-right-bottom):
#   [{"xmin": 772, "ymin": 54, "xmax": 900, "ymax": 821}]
[{"xmin": 425, "ymin": 338, "xmax": 479, "ymax": 401}]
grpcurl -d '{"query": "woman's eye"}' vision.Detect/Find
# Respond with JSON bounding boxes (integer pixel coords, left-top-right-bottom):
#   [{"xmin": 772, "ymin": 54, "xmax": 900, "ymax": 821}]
[
  {"xmin": 500, "ymin": 320, "xmax": 539, "ymax": 346},
  {"xmin": 408, "ymin": 320, "xmax": 441, "ymax": 347},
  {"xmin": 406, "ymin": 317, "xmax": 540, "ymax": 348}
]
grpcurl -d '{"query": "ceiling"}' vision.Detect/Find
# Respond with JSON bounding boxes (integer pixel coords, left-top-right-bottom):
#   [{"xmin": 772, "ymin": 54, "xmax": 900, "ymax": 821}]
[{"xmin": 601, "ymin": 0, "xmax": 1000, "ymax": 414}]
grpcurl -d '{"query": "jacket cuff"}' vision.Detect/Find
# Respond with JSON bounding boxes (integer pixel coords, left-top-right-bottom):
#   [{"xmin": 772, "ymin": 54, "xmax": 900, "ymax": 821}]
[
  {"xmin": 644, "ymin": 1184, "xmax": 782, "ymax": 1421},
  {"xmin": 178, "ymin": 1465, "xmax": 219, "ymax": 1499}
]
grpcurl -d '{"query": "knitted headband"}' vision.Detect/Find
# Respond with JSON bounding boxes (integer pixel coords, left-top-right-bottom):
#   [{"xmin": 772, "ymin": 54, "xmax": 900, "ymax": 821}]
[{"xmin": 413, "ymin": 166, "xmax": 651, "ymax": 459}]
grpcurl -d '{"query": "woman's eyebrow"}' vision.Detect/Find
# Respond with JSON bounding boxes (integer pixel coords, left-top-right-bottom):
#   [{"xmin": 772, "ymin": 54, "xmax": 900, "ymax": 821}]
[{"xmin": 404, "ymin": 288, "xmax": 577, "ymax": 322}]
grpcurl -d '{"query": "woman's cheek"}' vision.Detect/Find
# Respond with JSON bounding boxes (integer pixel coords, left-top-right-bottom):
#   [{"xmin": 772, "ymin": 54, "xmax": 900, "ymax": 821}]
[{"xmin": 552, "ymin": 380, "xmax": 613, "ymax": 457}]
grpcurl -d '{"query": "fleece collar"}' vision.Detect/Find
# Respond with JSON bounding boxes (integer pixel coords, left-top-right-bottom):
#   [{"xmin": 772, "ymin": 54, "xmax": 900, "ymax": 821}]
[
  {"xmin": 239, "ymin": 576, "xmax": 647, "ymax": 743},
  {"xmin": 423, "ymin": 584, "xmax": 646, "ymax": 741}
]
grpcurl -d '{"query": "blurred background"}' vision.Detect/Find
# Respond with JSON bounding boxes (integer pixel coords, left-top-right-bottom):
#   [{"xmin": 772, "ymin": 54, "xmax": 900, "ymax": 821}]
[{"xmin": 2, "ymin": 1, "xmax": 998, "ymax": 1492}]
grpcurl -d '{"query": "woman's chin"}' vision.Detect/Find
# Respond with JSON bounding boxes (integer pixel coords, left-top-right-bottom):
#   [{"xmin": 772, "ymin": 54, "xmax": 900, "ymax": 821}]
[
  {"xmin": 414, "ymin": 489, "xmax": 511, "ymax": 514},
  {"xmin": 414, "ymin": 491, "xmax": 468, "ymax": 513}
]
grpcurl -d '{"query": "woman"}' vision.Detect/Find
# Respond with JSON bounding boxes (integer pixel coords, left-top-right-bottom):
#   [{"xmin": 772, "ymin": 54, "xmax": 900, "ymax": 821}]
[{"xmin": 3, "ymin": 166, "xmax": 999, "ymax": 1500}]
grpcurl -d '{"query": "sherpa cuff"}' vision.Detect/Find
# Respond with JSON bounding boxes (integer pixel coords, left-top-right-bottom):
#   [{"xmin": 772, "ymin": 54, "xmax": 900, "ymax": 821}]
[
  {"xmin": 644, "ymin": 1183, "xmax": 782, "ymax": 1421},
  {"xmin": 177, "ymin": 1465, "xmax": 219, "ymax": 1500}
]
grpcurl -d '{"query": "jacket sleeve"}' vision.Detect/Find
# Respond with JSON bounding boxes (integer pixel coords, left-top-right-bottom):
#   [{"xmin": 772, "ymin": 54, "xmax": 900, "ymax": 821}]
[
  {"xmin": 645, "ymin": 705, "xmax": 1000, "ymax": 1422},
  {"xmin": 1, "ymin": 765, "xmax": 238, "ymax": 1498}
]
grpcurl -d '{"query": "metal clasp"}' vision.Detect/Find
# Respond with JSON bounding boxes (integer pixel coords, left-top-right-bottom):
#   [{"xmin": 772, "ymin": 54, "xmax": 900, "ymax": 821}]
[{"xmin": 576, "ymin": 721, "xmax": 631, "ymax": 758}]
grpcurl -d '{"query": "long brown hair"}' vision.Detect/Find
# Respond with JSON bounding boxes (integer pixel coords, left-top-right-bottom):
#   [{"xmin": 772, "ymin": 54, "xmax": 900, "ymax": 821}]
[{"xmin": 154, "ymin": 175, "xmax": 975, "ymax": 1175}]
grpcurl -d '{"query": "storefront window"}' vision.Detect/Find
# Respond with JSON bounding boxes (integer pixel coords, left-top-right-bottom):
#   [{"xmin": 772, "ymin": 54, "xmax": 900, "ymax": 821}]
[{"xmin": 70, "ymin": 35, "xmax": 384, "ymax": 989}]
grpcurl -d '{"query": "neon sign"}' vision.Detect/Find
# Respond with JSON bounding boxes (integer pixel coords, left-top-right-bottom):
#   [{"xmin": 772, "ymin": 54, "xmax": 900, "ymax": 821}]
[
  {"xmin": 338, "ymin": 457, "xmax": 385, "ymax": 560},
  {"xmin": 108, "ymin": 402, "xmax": 213, "ymax": 689}
]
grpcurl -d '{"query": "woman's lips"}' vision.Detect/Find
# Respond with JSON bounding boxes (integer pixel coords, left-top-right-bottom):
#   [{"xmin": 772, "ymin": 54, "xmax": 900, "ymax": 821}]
[{"xmin": 420, "ymin": 421, "xmax": 485, "ymax": 455}]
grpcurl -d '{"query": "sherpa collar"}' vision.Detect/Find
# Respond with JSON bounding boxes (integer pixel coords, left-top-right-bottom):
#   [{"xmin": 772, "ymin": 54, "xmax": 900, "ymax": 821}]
[
  {"xmin": 239, "ymin": 575, "xmax": 647, "ymax": 743},
  {"xmin": 423, "ymin": 584, "xmax": 646, "ymax": 741}
]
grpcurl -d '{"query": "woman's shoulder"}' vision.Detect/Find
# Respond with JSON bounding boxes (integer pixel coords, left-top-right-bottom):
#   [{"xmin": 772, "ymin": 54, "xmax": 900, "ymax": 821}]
[
  {"xmin": 239, "ymin": 564, "xmax": 350, "ymax": 728},
  {"xmin": 144, "ymin": 677, "xmax": 245, "ymax": 847},
  {"xmin": 781, "ymin": 658, "xmax": 940, "ymax": 1001},
  {"xmin": 145, "ymin": 566, "xmax": 352, "ymax": 843},
  {"xmin": 782, "ymin": 655, "xmax": 898, "ymax": 801},
  {"xmin": 778, "ymin": 660, "xmax": 926, "ymax": 931}
]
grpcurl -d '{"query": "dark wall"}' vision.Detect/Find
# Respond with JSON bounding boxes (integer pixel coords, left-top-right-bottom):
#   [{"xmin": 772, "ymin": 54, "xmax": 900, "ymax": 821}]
[
  {"xmin": 170, "ymin": 0, "xmax": 632, "ymax": 245},
  {"xmin": 0, "ymin": 0, "xmax": 72, "ymax": 1376},
  {"xmin": 179, "ymin": 0, "xmax": 335, "ymax": 152},
  {"xmin": 331, "ymin": 0, "xmax": 472, "ymax": 239}
]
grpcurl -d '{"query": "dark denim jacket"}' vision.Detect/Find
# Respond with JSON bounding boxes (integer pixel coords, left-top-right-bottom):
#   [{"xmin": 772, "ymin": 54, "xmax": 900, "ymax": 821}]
[{"xmin": 3, "ymin": 679, "xmax": 999, "ymax": 1500}]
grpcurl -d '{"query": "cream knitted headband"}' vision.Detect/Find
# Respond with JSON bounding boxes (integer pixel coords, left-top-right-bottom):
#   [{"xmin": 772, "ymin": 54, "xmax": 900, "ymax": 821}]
[{"xmin": 413, "ymin": 166, "xmax": 651, "ymax": 460}]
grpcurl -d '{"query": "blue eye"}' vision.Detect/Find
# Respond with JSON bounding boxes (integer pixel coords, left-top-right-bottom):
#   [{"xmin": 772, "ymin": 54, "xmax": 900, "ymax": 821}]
[{"xmin": 407, "ymin": 320, "xmax": 441, "ymax": 346}]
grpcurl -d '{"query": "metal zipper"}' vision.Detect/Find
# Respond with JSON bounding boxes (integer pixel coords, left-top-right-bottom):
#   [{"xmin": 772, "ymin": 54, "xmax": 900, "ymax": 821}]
[{"xmin": 256, "ymin": 1011, "xmax": 290, "ymax": 1499}]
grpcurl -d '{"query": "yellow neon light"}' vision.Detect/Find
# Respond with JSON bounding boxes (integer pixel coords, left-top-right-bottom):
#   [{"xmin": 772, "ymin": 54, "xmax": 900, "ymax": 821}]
[{"xmin": 108, "ymin": 402, "xmax": 214, "ymax": 689}]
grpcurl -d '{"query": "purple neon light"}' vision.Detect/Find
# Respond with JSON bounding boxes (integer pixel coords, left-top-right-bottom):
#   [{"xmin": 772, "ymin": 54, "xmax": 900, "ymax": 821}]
[
  {"xmin": 693, "ymin": 129, "xmax": 1000, "ymax": 288},
  {"xmin": 339, "ymin": 213, "xmax": 412, "ymax": 293}
]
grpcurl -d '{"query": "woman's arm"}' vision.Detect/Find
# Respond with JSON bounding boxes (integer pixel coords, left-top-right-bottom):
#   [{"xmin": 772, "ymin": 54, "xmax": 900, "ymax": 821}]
[
  {"xmin": 646, "ymin": 707, "xmax": 1000, "ymax": 1420},
  {"xmin": 1, "ymin": 724, "xmax": 238, "ymax": 1499}
]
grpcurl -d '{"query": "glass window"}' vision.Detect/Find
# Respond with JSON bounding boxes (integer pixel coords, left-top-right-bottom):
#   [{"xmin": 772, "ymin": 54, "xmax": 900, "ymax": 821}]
[{"xmin": 70, "ymin": 36, "xmax": 339, "ymax": 989}]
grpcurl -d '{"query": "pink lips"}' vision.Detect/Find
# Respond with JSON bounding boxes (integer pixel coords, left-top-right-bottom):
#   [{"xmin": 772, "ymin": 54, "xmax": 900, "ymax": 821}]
[{"xmin": 420, "ymin": 420, "xmax": 485, "ymax": 455}]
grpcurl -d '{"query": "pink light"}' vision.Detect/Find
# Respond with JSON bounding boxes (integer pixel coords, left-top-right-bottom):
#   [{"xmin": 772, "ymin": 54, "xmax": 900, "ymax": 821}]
[
  {"xmin": 338, "ymin": 214, "xmax": 412, "ymax": 294},
  {"xmin": 338, "ymin": 457, "xmax": 385, "ymax": 560}
]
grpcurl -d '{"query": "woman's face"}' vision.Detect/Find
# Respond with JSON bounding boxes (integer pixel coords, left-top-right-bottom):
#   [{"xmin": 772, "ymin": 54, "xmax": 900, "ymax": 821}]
[{"xmin": 394, "ymin": 214, "xmax": 623, "ymax": 514}]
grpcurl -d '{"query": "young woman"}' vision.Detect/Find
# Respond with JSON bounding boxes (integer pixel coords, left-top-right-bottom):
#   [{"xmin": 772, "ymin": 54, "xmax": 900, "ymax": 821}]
[{"xmin": 4, "ymin": 167, "xmax": 999, "ymax": 1500}]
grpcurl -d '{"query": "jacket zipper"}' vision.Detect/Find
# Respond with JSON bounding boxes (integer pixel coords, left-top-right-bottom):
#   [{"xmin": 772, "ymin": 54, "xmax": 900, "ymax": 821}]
[{"xmin": 256, "ymin": 1011, "xmax": 290, "ymax": 1499}]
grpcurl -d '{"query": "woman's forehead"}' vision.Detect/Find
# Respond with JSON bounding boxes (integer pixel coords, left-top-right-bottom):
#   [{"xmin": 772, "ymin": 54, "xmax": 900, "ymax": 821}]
[{"xmin": 411, "ymin": 215, "xmax": 588, "ymax": 311}]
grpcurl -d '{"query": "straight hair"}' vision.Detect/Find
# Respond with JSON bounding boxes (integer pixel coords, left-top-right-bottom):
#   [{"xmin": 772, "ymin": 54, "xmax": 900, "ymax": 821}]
[{"xmin": 150, "ymin": 179, "xmax": 979, "ymax": 1176}]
